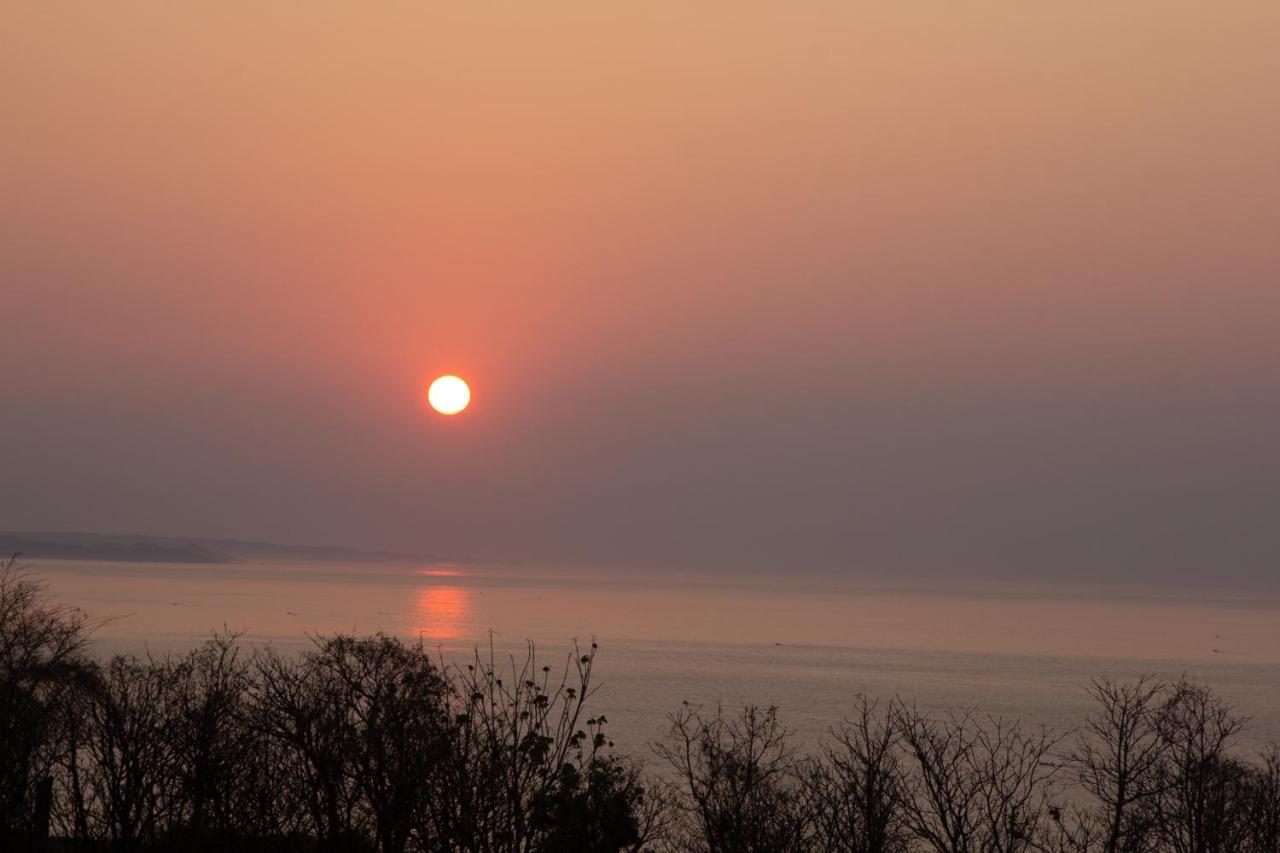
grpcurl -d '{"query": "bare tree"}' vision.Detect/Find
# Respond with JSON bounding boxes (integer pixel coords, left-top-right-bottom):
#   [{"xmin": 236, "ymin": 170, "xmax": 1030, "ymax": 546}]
[
  {"xmin": 165, "ymin": 632, "xmax": 255, "ymax": 845},
  {"xmin": 1239, "ymin": 744, "xmax": 1280, "ymax": 853},
  {"xmin": 655, "ymin": 703, "xmax": 813, "ymax": 853},
  {"xmin": 895, "ymin": 705, "xmax": 1060, "ymax": 853},
  {"xmin": 1149, "ymin": 680, "xmax": 1251, "ymax": 853},
  {"xmin": 0, "ymin": 554, "xmax": 95, "ymax": 843},
  {"xmin": 249, "ymin": 641, "xmax": 367, "ymax": 851},
  {"xmin": 306, "ymin": 633, "xmax": 450, "ymax": 853},
  {"xmin": 78, "ymin": 653, "xmax": 182, "ymax": 848},
  {"xmin": 1057, "ymin": 677, "xmax": 1167, "ymax": 853},
  {"xmin": 806, "ymin": 696, "xmax": 910, "ymax": 853},
  {"xmin": 427, "ymin": 638, "xmax": 651, "ymax": 852}
]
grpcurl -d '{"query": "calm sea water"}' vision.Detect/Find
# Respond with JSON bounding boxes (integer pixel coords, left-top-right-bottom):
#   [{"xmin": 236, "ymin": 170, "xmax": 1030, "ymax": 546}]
[{"xmin": 36, "ymin": 559, "xmax": 1280, "ymax": 755}]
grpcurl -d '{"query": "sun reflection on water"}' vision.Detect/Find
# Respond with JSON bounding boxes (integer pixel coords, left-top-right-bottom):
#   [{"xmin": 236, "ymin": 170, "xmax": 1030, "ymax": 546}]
[{"xmin": 413, "ymin": 585, "xmax": 472, "ymax": 640}]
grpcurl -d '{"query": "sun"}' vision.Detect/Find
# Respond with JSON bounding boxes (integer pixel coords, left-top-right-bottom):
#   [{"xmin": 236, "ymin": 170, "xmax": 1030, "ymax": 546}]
[{"xmin": 427, "ymin": 375, "xmax": 471, "ymax": 415}]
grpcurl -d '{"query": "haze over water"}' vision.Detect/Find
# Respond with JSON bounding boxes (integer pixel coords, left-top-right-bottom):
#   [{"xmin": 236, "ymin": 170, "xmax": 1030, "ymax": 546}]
[{"xmin": 40, "ymin": 558, "xmax": 1280, "ymax": 753}]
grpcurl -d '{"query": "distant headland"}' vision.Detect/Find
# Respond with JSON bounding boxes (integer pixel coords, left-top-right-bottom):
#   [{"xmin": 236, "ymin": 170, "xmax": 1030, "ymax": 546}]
[{"xmin": 0, "ymin": 531, "xmax": 436, "ymax": 565}]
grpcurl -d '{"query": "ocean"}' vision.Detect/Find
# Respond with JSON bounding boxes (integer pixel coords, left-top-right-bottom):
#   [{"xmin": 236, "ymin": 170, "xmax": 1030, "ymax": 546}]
[{"xmin": 35, "ymin": 557, "xmax": 1280, "ymax": 756}]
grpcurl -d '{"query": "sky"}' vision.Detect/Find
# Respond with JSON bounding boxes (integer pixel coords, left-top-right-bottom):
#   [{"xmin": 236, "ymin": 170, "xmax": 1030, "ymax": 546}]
[{"xmin": 3, "ymin": 2, "xmax": 1279, "ymax": 584}]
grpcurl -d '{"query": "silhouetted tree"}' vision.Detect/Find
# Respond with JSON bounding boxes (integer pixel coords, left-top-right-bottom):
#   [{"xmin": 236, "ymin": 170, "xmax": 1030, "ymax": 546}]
[
  {"xmin": 1149, "ymin": 680, "xmax": 1251, "ymax": 853},
  {"xmin": 167, "ymin": 632, "xmax": 255, "ymax": 846},
  {"xmin": 0, "ymin": 555, "xmax": 94, "ymax": 845},
  {"xmin": 1056, "ymin": 677, "xmax": 1168, "ymax": 853},
  {"xmin": 1240, "ymin": 744, "xmax": 1280, "ymax": 853},
  {"xmin": 894, "ymin": 705, "xmax": 1060, "ymax": 853},
  {"xmin": 805, "ymin": 696, "xmax": 910, "ymax": 853},
  {"xmin": 427, "ymin": 639, "xmax": 656, "ymax": 852},
  {"xmin": 78, "ymin": 654, "xmax": 181, "ymax": 849},
  {"xmin": 656, "ymin": 703, "xmax": 813, "ymax": 852},
  {"xmin": 309, "ymin": 634, "xmax": 450, "ymax": 853},
  {"xmin": 249, "ymin": 642, "xmax": 368, "ymax": 851},
  {"xmin": 526, "ymin": 728, "xmax": 649, "ymax": 852}
]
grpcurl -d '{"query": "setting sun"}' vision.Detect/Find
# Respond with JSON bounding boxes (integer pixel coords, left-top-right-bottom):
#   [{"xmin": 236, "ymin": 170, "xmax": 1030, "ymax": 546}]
[{"xmin": 427, "ymin": 375, "xmax": 471, "ymax": 415}]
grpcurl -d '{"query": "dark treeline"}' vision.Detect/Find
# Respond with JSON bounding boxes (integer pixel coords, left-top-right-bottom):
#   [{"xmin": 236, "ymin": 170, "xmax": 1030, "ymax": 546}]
[{"xmin": 2, "ymin": 557, "xmax": 1278, "ymax": 853}]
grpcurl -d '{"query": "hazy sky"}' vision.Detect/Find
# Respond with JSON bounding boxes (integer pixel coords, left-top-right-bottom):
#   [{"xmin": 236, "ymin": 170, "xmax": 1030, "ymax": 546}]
[{"xmin": 3, "ymin": 3, "xmax": 1279, "ymax": 584}]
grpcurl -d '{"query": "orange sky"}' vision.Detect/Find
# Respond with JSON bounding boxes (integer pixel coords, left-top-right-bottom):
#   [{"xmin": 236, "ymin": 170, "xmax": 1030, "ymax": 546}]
[{"xmin": 3, "ymin": 3, "xmax": 1279, "ymax": 582}]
